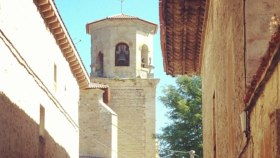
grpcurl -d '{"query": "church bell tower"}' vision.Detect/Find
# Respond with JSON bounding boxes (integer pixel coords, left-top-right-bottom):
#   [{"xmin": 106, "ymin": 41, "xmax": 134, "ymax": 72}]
[{"xmin": 86, "ymin": 14, "xmax": 157, "ymax": 79}]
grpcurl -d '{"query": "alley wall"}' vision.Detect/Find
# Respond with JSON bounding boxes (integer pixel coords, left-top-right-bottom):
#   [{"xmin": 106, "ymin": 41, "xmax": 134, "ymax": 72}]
[{"xmin": 0, "ymin": 1, "xmax": 80, "ymax": 157}]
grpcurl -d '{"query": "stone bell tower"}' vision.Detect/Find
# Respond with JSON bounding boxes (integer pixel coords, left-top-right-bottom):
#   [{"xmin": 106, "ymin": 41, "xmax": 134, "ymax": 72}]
[
  {"xmin": 87, "ymin": 14, "xmax": 157, "ymax": 79},
  {"xmin": 83, "ymin": 14, "xmax": 159, "ymax": 158}
]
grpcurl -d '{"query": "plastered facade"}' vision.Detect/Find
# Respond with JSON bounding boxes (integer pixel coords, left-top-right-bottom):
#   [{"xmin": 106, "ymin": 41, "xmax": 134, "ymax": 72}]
[
  {"xmin": 0, "ymin": 1, "xmax": 82, "ymax": 157},
  {"xmin": 201, "ymin": 0, "xmax": 280, "ymax": 157}
]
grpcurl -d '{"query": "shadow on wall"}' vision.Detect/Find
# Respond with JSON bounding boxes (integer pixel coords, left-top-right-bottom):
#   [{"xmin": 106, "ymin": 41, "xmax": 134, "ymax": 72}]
[{"xmin": 0, "ymin": 91, "xmax": 70, "ymax": 158}]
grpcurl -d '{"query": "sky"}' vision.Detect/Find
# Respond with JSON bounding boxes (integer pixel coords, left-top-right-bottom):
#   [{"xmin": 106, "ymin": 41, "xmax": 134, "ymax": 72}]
[{"xmin": 54, "ymin": 0, "xmax": 176, "ymax": 134}]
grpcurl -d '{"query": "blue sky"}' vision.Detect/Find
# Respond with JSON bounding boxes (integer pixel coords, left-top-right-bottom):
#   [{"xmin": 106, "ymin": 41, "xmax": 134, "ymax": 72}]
[{"xmin": 54, "ymin": 0, "xmax": 176, "ymax": 134}]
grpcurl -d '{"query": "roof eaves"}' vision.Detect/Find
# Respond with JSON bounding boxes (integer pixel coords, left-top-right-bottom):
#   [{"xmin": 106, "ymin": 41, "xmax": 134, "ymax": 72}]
[
  {"xmin": 159, "ymin": 0, "xmax": 209, "ymax": 76},
  {"xmin": 35, "ymin": 0, "xmax": 90, "ymax": 89}
]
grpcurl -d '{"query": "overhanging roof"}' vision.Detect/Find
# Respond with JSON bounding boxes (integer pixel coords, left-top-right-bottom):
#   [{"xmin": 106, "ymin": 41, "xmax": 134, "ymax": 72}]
[
  {"xmin": 159, "ymin": 0, "xmax": 209, "ymax": 76},
  {"xmin": 86, "ymin": 13, "xmax": 158, "ymax": 34},
  {"xmin": 35, "ymin": 0, "xmax": 90, "ymax": 89}
]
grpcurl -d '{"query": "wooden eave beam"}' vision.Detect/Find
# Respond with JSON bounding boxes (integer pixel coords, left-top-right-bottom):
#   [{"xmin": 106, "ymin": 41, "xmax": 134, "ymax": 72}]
[
  {"xmin": 73, "ymin": 68, "xmax": 83, "ymax": 74},
  {"xmin": 79, "ymin": 81, "xmax": 89, "ymax": 88},
  {"xmin": 49, "ymin": 22, "xmax": 60, "ymax": 30},
  {"xmin": 60, "ymin": 43, "xmax": 70, "ymax": 50},
  {"xmin": 59, "ymin": 38, "xmax": 68, "ymax": 45},
  {"xmin": 77, "ymin": 74, "xmax": 85, "ymax": 80},
  {"xmin": 37, "ymin": 0, "xmax": 49, "ymax": 6},
  {"xmin": 40, "ymin": 5, "xmax": 52, "ymax": 12},
  {"xmin": 47, "ymin": 16, "xmax": 58, "ymax": 24},
  {"xmin": 53, "ymin": 28, "xmax": 63, "ymax": 35},
  {"xmin": 55, "ymin": 33, "xmax": 65, "ymax": 40},
  {"xmin": 67, "ymin": 56, "xmax": 76, "ymax": 62},
  {"xmin": 63, "ymin": 48, "xmax": 73, "ymax": 54},
  {"xmin": 71, "ymin": 64, "xmax": 81, "ymax": 71},
  {"xmin": 43, "ymin": 10, "xmax": 54, "ymax": 19},
  {"xmin": 65, "ymin": 52, "xmax": 74, "ymax": 59},
  {"xmin": 69, "ymin": 60, "xmax": 79, "ymax": 65}
]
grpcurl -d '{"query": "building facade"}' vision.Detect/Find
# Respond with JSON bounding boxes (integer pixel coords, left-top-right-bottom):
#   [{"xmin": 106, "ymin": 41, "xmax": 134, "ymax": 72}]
[
  {"xmin": 160, "ymin": 0, "xmax": 280, "ymax": 157},
  {"xmin": 79, "ymin": 14, "xmax": 159, "ymax": 158},
  {"xmin": 0, "ymin": 0, "xmax": 89, "ymax": 157}
]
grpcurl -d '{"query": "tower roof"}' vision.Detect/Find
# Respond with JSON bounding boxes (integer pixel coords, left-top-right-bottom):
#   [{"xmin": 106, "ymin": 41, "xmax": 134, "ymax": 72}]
[
  {"xmin": 86, "ymin": 13, "xmax": 158, "ymax": 34},
  {"xmin": 107, "ymin": 13, "xmax": 139, "ymax": 19}
]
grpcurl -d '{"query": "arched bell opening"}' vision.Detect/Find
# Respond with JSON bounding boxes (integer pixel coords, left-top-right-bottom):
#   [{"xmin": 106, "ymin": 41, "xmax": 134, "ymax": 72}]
[
  {"xmin": 96, "ymin": 51, "xmax": 104, "ymax": 77},
  {"xmin": 115, "ymin": 43, "xmax": 130, "ymax": 66},
  {"xmin": 141, "ymin": 44, "xmax": 149, "ymax": 68}
]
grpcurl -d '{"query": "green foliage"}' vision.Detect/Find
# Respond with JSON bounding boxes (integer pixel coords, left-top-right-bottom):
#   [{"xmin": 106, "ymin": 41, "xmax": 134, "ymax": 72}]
[
  {"xmin": 129, "ymin": 76, "xmax": 137, "ymax": 82},
  {"xmin": 157, "ymin": 75, "xmax": 202, "ymax": 158},
  {"xmin": 113, "ymin": 76, "xmax": 123, "ymax": 81}
]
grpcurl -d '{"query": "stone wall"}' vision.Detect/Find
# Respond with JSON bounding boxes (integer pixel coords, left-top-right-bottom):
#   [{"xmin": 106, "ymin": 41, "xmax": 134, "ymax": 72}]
[
  {"xmin": 201, "ymin": 0, "xmax": 280, "ymax": 157},
  {"xmin": 88, "ymin": 20, "xmax": 155, "ymax": 78},
  {"xmin": 201, "ymin": 0, "xmax": 246, "ymax": 157},
  {"xmin": 248, "ymin": 61, "xmax": 280, "ymax": 158},
  {"xmin": 79, "ymin": 89, "xmax": 118, "ymax": 158},
  {"xmin": 0, "ymin": 1, "xmax": 80, "ymax": 157},
  {"xmin": 91, "ymin": 78, "xmax": 159, "ymax": 158}
]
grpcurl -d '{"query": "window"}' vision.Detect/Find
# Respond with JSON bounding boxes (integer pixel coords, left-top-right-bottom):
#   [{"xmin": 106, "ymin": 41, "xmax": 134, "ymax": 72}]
[
  {"xmin": 54, "ymin": 63, "xmax": 57, "ymax": 92},
  {"xmin": 39, "ymin": 105, "xmax": 45, "ymax": 137},
  {"xmin": 115, "ymin": 43, "xmax": 129, "ymax": 66},
  {"xmin": 54, "ymin": 63, "xmax": 57, "ymax": 82},
  {"xmin": 39, "ymin": 105, "xmax": 45, "ymax": 158}
]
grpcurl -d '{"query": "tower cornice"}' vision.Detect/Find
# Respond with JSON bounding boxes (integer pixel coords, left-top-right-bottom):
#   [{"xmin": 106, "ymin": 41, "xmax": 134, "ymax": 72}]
[{"xmin": 86, "ymin": 14, "xmax": 158, "ymax": 34}]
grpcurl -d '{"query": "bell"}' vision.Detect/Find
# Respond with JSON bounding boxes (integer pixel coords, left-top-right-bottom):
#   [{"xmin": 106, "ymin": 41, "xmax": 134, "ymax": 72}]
[{"xmin": 117, "ymin": 50, "xmax": 127, "ymax": 66}]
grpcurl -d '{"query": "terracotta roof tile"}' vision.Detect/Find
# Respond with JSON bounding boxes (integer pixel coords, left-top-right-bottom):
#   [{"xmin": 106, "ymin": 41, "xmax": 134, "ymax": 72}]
[{"xmin": 159, "ymin": 0, "xmax": 210, "ymax": 76}]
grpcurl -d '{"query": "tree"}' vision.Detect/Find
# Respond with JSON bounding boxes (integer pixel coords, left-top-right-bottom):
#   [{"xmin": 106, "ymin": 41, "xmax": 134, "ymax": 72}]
[{"xmin": 157, "ymin": 75, "xmax": 202, "ymax": 158}]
